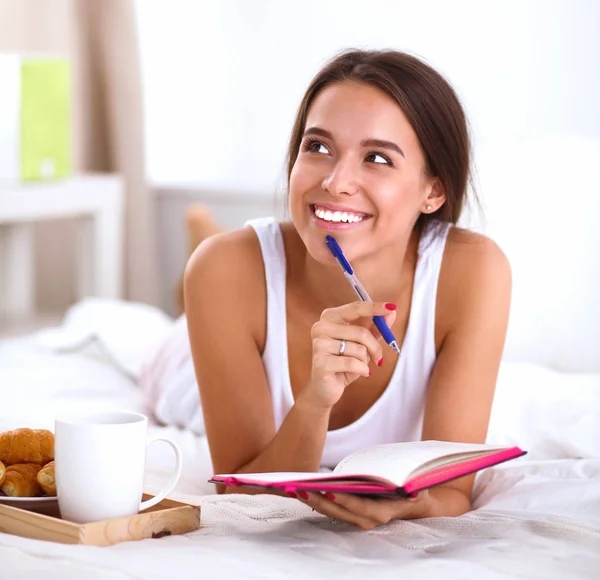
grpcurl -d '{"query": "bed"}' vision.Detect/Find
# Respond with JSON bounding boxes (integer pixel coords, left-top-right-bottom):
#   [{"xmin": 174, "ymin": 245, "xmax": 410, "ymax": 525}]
[
  {"xmin": 1, "ymin": 136, "xmax": 599, "ymax": 579},
  {"xmin": 0, "ymin": 298, "xmax": 598, "ymax": 579}
]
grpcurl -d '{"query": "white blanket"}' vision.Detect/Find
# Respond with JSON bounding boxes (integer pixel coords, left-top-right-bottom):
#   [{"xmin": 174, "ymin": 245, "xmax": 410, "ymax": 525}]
[
  {"xmin": 1, "ymin": 300, "xmax": 599, "ymax": 579},
  {"xmin": 1, "ymin": 460, "xmax": 599, "ymax": 580}
]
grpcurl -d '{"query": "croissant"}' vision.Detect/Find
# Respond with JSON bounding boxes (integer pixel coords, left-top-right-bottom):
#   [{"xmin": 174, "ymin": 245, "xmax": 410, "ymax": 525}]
[
  {"xmin": 37, "ymin": 461, "xmax": 56, "ymax": 496},
  {"xmin": 0, "ymin": 460, "xmax": 5, "ymax": 486},
  {"xmin": 0, "ymin": 463, "xmax": 42, "ymax": 497},
  {"xmin": 0, "ymin": 428, "xmax": 54, "ymax": 465}
]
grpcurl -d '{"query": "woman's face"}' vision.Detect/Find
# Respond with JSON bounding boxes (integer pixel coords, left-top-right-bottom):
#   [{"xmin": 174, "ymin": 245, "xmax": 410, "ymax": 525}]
[{"xmin": 289, "ymin": 81, "xmax": 443, "ymax": 265}]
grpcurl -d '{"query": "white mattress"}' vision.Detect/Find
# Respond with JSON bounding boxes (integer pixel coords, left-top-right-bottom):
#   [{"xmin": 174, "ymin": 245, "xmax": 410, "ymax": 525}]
[{"xmin": 0, "ymin": 301, "xmax": 599, "ymax": 580}]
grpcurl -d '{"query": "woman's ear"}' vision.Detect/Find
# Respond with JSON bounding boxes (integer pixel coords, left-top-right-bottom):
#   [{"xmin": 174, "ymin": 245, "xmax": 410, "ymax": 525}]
[{"xmin": 422, "ymin": 178, "xmax": 446, "ymax": 214}]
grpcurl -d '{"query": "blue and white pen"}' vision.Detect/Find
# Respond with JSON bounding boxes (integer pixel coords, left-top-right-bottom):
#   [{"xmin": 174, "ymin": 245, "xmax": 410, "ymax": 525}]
[{"xmin": 325, "ymin": 235, "xmax": 401, "ymax": 356}]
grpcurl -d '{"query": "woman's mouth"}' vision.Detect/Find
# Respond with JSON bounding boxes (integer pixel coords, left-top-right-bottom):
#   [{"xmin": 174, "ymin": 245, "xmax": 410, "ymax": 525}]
[{"xmin": 310, "ymin": 204, "xmax": 372, "ymax": 229}]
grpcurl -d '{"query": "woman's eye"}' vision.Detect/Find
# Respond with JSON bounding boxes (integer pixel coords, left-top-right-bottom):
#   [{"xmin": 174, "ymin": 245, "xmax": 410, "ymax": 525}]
[
  {"xmin": 306, "ymin": 140, "xmax": 330, "ymax": 155},
  {"xmin": 366, "ymin": 153, "xmax": 392, "ymax": 165}
]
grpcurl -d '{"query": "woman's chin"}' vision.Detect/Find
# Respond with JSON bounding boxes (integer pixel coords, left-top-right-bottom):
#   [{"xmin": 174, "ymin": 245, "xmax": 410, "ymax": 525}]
[{"xmin": 301, "ymin": 229, "xmax": 362, "ymax": 267}]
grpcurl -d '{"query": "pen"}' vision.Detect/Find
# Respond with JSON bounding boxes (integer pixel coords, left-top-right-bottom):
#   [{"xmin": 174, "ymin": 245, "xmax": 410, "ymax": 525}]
[{"xmin": 325, "ymin": 235, "xmax": 401, "ymax": 356}]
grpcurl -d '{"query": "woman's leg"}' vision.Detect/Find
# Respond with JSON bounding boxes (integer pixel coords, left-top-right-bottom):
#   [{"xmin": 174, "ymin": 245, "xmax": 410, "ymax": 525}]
[{"xmin": 175, "ymin": 203, "xmax": 224, "ymax": 315}]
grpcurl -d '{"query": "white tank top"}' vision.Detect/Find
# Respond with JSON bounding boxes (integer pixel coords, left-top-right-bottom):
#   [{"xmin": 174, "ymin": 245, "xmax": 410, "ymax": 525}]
[{"xmin": 246, "ymin": 217, "xmax": 451, "ymax": 469}]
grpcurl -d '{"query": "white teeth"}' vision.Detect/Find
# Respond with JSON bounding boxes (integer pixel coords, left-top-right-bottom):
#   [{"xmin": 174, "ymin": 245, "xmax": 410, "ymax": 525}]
[{"xmin": 314, "ymin": 206, "xmax": 365, "ymax": 223}]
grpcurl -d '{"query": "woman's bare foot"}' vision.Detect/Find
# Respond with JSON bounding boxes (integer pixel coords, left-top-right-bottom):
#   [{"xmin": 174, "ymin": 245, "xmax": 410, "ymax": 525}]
[{"xmin": 175, "ymin": 203, "xmax": 224, "ymax": 314}]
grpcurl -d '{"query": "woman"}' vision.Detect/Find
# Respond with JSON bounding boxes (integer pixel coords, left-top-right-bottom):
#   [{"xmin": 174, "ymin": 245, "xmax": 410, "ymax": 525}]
[{"xmin": 183, "ymin": 49, "xmax": 511, "ymax": 529}]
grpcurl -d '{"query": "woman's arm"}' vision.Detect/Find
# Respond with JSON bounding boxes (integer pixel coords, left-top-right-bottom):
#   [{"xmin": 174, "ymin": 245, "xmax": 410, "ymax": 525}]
[
  {"xmin": 299, "ymin": 230, "xmax": 511, "ymax": 525},
  {"xmin": 184, "ymin": 228, "xmax": 392, "ymax": 493},
  {"xmin": 414, "ymin": 230, "xmax": 512, "ymax": 516},
  {"xmin": 183, "ymin": 229, "xmax": 329, "ymax": 490}
]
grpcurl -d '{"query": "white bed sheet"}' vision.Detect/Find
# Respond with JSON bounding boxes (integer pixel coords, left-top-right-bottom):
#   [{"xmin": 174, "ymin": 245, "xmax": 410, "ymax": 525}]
[
  {"xmin": 1, "ymin": 305, "xmax": 599, "ymax": 580},
  {"xmin": 0, "ymin": 460, "xmax": 599, "ymax": 580}
]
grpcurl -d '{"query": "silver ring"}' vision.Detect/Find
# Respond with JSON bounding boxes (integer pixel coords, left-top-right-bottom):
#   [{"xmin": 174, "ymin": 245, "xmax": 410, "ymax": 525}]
[{"xmin": 338, "ymin": 340, "xmax": 346, "ymax": 356}]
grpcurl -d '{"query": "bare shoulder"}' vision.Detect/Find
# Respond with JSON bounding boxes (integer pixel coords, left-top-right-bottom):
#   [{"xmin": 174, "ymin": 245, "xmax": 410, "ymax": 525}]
[
  {"xmin": 444, "ymin": 227, "xmax": 511, "ymax": 277},
  {"xmin": 183, "ymin": 226, "xmax": 266, "ymax": 341},
  {"xmin": 183, "ymin": 226, "xmax": 277, "ymax": 477},
  {"xmin": 184, "ymin": 225, "xmax": 263, "ymax": 283},
  {"xmin": 437, "ymin": 226, "xmax": 512, "ymax": 330}
]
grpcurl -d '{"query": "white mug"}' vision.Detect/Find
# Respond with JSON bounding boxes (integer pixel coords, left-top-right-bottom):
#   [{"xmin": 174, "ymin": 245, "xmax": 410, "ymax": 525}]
[{"xmin": 54, "ymin": 411, "xmax": 182, "ymax": 523}]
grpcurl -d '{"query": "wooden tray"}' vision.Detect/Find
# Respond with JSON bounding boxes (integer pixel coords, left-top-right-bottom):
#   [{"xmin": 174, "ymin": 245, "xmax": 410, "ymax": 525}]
[{"xmin": 0, "ymin": 493, "xmax": 201, "ymax": 546}]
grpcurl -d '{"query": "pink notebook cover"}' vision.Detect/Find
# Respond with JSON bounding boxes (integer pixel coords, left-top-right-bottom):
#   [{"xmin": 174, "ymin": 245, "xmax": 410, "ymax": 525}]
[{"xmin": 211, "ymin": 446, "xmax": 526, "ymax": 496}]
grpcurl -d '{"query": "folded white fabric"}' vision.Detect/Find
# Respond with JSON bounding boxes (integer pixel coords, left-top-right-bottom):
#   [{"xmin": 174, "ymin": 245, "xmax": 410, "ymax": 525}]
[
  {"xmin": 31, "ymin": 297, "xmax": 175, "ymax": 380},
  {"xmin": 138, "ymin": 314, "xmax": 205, "ymax": 434},
  {"xmin": 152, "ymin": 354, "xmax": 204, "ymax": 435}
]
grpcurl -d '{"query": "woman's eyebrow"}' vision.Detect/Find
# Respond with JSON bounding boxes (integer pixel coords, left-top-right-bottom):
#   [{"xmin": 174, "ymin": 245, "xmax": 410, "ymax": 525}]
[
  {"xmin": 361, "ymin": 138, "xmax": 404, "ymax": 158},
  {"xmin": 303, "ymin": 127, "xmax": 404, "ymax": 158},
  {"xmin": 303, "ymin": 126, "xmax": 333, "ymax": 140}
]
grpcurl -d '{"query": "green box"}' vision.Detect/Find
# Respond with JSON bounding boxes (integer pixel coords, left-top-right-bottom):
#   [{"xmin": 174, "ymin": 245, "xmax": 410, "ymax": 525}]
[
  {"xmin": 0, "ymin": 54, "xmax": 72, "ymax": 182},
  {"xmin": 21, "ymin": 58, "xmax": 72, "ymax": 180}
]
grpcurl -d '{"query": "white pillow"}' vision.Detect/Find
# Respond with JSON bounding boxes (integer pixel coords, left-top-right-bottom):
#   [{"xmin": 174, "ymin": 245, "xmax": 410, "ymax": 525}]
[
  {"xmin": 31, "ymin": 298, "xmax": 175, "ymax": 380},
  {"xmin": 487, "ymin": 361, "xmax": 600, "ymax": 459}
]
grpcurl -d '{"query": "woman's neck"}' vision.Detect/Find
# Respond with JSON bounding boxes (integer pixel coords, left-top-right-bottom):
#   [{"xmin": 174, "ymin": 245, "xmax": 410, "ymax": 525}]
[{"xmin": 288, "ymin": 225, "xmax": 421, "ymax": 314}]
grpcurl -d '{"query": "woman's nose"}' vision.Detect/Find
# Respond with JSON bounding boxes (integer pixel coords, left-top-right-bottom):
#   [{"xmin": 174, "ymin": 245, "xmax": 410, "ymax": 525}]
[{"xmin": 321, "ymin": 158, "xmax": 360, "ymax": 197}]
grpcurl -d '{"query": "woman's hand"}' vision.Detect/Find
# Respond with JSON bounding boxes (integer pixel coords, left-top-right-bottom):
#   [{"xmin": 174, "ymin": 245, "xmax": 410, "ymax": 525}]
[
  {"xmin": 295, "ymin": 490, "xmax": 427, "ymax": 530},
  {"xmin": 296, "ymin": 301, "xmax": 397, "ymax": 411}
]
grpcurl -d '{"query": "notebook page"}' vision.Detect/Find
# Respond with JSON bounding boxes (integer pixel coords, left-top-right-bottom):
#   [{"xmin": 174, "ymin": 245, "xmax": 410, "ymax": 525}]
[
  {"xmin": 333, "ymin": 441, "xmax": 507, "ymax": 485},
  {"xmin": 408, "ymin": 450, "xmax": 495, "ymax": 478},
  {"xmin": 213, "ymin": 472, "xmax": 327, "ymax": 483}
]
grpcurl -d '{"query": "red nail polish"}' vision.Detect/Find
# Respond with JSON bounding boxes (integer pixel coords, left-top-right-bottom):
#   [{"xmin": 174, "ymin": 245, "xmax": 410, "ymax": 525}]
[
  {"xmin": 325, "ymin": 492, "xmax": 336, "ymax": 501},
  {"xmin": 377, "ymin": 357, "xmax": 384, "ymax": 367},
  {"xmin": 287, "ymin": 492, "xmax": 297, "ymax": 498},
  {"xmin": 385, "ymin": 303, "xmax": 397, "ymax": 311},
  {"xmin": 298, "ymin": 491, "xmax": 309, "ymax": 499},
  {"xmin": 368, "ymin": 368, "xmax": 372, "ymax": 376}
]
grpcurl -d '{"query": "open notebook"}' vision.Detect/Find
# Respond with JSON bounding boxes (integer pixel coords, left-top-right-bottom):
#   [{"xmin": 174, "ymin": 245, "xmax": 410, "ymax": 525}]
[{"xmin": 210, "ymin": 441, "xmax": 527, "ymax": 497}]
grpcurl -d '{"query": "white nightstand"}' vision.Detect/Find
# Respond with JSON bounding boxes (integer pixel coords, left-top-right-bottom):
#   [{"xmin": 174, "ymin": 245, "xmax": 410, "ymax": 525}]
[{"xmin": 0, "ymin": 174, "xmax": 124, "ymax": 325}]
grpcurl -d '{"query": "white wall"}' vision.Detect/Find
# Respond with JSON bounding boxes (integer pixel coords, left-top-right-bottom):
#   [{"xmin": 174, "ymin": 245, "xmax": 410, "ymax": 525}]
[
  {"xmin": 136, "ymin": 0, "xmax": 600, "ymax": 192},
  {"xmin": 135, "ymin": 0, "xmax": 600, "ymax": 330}
]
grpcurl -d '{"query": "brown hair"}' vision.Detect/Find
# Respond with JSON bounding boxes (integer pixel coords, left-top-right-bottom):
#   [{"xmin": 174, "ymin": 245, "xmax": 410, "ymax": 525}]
[{"xmin": 286, "ymin": 49, "xmax": 474, "ymax": 228}]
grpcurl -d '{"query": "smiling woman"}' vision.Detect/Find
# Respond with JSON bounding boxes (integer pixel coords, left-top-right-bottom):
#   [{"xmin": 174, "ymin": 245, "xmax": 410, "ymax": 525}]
[{"xmin": 182, "ymin": 49, "xmax": 511, "ymax": 530}]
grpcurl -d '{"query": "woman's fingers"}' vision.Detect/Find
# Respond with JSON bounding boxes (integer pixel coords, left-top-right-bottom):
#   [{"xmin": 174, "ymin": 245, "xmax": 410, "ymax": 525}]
[
  {"xmin": 299, "ymin": 492, "xmax": 417, "ymax": 530},
  {"xmin": 317, "ymin": 301, "xmax": 398, "ymax": 360},
  {"xmin": 313, "ymin": 350, "xmax": 370, "ymax": 378},
  {"xmin": 301, "ymin": 300, "xmax": 398, "ymax": 409},
  {"xmin": 300, "ymin": 492, "xmax": 381, "ymax": 531},
  {"xmin": 328, "ymin": 492, "xmax": 415, "ymax": 522},
  {"xmin": 313, "ymin": 336, "xmax": 370, "ymax": 364},
  {"xmin": 312, "ymin": 320, "xmax": 383, "ymax": 365},
  {"xmin": 321, "ymin": 301, "xmax": 397, "ymax": 325}
]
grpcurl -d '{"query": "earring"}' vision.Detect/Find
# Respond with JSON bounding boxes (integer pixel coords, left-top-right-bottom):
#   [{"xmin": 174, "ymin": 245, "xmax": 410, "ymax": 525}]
[{"xmin": 426, "ymin": 205, "xmax": 432, "ymax": 211}]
